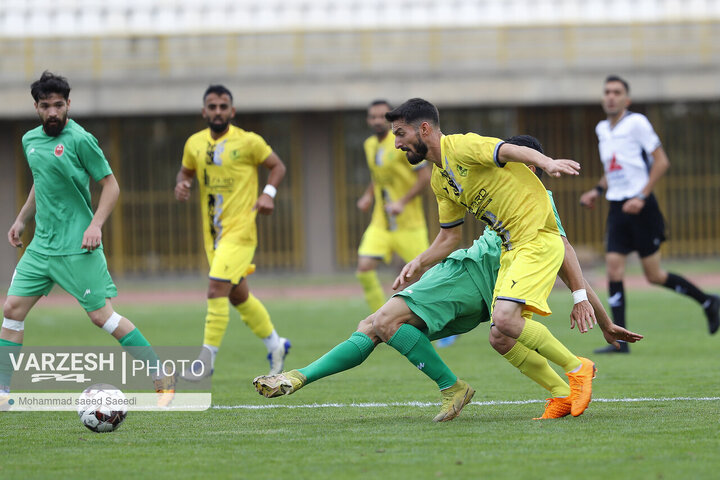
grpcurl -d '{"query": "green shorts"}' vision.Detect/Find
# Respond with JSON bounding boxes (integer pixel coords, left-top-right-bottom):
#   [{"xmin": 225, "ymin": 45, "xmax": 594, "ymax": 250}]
[
  {"xmin": 7, "ymin": 249, "xmax": 117, "ymax": 312},
  {"xmin": 393, "ymin": 258, "xmax": 492, "ymax": 341}
]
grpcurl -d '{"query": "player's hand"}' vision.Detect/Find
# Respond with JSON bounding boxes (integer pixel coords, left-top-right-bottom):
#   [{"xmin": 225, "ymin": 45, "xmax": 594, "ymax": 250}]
[
  {"xmin": 622, "ymin": 197, "xmax": 645, "ymax": 215},
  {"xmin": 81, "ymin": 224, "xmax": 102, "ymax": 251},
  {"xmin": 569, "ymin": 300, "xmax": 597, "ymax": 333},
  {"xmin": 392, "ymin": 259, "xmax": 424, "ymax": 290},
  {"xmin": 174, "ymin": 180, "xmax": 192, "ymax": 201},
  {"xmin": 7, "ymin": 220, "xmax": 25, "ymax": 248},
  {"xmin": 579, "ymin": 189, "xmax": 598, "ymax": 209},
  {"xmin": 602, "ymin": 324, "xmax": 644, "ymax": 349},
  {"xmin": 545, "ymin": 159, "xmax": 580, "ymax": 178},
  {"xmin": 385, "ymin": 201, "xmax": 405, "ymax": 216},
  {"xmin": 253, "ymin": 194, "xmax": 275, "ymax": 215},
  {"xmin": 356, "ymin": 193, "xmax": 373, "ymax": 212}
]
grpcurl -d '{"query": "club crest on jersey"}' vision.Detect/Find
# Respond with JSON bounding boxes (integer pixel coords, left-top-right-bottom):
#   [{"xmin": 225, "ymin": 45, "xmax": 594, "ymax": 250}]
[{"xmin": 54, "ymin": 144, "xmax": 64, "ymax": 157}]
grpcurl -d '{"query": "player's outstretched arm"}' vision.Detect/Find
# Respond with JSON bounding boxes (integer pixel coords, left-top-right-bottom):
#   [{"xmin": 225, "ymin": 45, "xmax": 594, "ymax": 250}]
[
  {"xmin": 174, "ymin": 166, "xmax": 196, "ymax": 201},
  {"xmin": 82, "ymin": 174, "xmax": 119, "ymax": 251},
  {"xmin": 393, "ymin": 225, "xmax": 462, "ymax": 290},
  {"xmin": 585, "ymin": 278, "xmax": 643, "ymax": 347},
  {"xmin": 557, "ymin": 236, "xmax": 597, "ymax": 333},
  {"xmin": 8, "ymin": 185, "xmax": 36, "ymax": 248},
  {"xmin": 557, "ymin": 236, "xmax": 643, "ymax": 346},
  {"xmin": 497, "ymin": 143, "xmax": 580, "ymax": 177},
  {"xmin": 580, "ymin": 175, "xmax": 607, "ymax": 209},
  {"xmin": 254, "ymin": 152, "xmax": 286, "ymax": 215}
]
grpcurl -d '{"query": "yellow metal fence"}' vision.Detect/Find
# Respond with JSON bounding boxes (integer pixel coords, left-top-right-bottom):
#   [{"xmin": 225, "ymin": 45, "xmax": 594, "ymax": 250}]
[{"xmin": 11, "ymin": 101, "xmax": 720, "ymax": 275}]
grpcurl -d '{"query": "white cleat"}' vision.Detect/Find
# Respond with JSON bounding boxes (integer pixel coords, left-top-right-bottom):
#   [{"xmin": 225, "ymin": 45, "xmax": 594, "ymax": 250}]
[
  {"xmin": 267, "ymin": 338, "xmax": 291, "ymax": 375},
  {"xmin": 180, "ymin": 346, "xmax": 214, "ymax": 382}
]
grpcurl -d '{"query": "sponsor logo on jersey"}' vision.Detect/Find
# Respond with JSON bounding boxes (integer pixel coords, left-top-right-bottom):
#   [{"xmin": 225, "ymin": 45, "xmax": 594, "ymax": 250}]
[
  {"xmin": 608, "ymin": 154, "xmax": 622, "ymax": 172},
  {"xmin": 54, "ymin": 144, "xmax": 64, "ymax": 157}
]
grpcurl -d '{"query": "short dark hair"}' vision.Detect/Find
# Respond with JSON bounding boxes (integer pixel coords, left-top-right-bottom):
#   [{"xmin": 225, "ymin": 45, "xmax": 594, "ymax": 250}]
[
  {"xmin": 605, "ymin": 75, "xmax": 630, "ymax": 94},
  {"xmin": 369, "ymin": 99, "xmax": 392, "ymax": 110},
  {"xmin": 385, "ymin": 98, "xmax": 439, "ymax": 128},
  {"xmin": 505, "ymin": 134, "xmax": 545, "ymax": 180},
  {"xmin": 203, "ymin": 84, "xmax": 233, "ymax": 103},
  {"xmin": 30, "ymin": 71, "xmax": 71, "ymax": 102}
]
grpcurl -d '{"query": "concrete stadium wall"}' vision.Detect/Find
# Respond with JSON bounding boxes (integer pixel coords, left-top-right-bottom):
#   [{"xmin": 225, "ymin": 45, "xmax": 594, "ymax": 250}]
[{"xmin": 1, "ymin": 21, "xmax": 720, "ymax": 119}]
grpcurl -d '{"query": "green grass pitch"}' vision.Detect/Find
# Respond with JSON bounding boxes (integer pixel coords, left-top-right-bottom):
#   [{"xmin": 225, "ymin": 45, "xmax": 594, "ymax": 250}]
[{"xmin": 1, "ymin": 286, "xmax": 719, "ymax": 480}]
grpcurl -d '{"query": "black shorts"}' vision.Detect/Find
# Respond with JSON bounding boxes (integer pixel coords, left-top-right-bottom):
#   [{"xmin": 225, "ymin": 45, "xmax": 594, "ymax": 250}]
[{"xmin": 605, "ymin": 194, "xmax": 666, "ymax": 258}]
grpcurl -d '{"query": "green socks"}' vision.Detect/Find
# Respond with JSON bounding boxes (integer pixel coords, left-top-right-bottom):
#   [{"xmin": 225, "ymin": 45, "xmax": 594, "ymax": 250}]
[
  {"xmin": 0, "ymin": 338, "xmax": 22, "ymax": 389},
  {"xmin": 386, "ymin": 324, "xmax": 457, "ymax": 390},
  {"xmin": 298, "ymin": 332, "xmax": 376, "ymax": 384},
  {"xmin": 119, "ymin": 328, "xmax": 161, "ymax": 366}
]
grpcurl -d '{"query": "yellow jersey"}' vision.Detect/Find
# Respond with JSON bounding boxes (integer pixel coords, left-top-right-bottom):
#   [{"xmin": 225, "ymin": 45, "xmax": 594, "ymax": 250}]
[
  {"xmin": 182, "ymin": 125, "xmax": 272, "ymax": 250},
  {"xmin": 432, "ymin": 133, "xmax": 559, "ymax": 251},
  {"xmin": 363, "ymin": 131, "xmax": 426, "ymax": 231}
]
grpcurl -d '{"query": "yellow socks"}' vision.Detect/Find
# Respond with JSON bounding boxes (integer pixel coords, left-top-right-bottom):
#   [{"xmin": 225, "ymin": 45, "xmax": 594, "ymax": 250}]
[
  {"xmin": 503, "ymin": 341, "xmax": 570, "ymax": 398},
  {"xmin": 235, "ymin": 293, "xmax": 274, "ymax": 339},
  {"xmin": 203, "ymin": 297, "xmax": 230, "ymax": 348},
  {"xmin": 517, "ymin": 319, "xmax": 582, "ymax": 372},
  {"xmin": 356, "ymin": 270, "xmax": 385, "ymax": 312}
]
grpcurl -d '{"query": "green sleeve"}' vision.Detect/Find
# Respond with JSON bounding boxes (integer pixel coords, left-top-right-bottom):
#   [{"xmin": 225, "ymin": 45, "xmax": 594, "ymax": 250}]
[
  {"xmin": 78, "ymin": 132, "xmax": 113, "ymax": 181},
  {"xmin": 546, "ymin": 190, "xmax": 566, "ymax": 237}
]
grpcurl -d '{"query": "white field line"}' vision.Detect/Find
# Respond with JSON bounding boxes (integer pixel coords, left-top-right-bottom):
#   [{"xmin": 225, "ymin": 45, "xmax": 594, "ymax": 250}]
[{"xmin": 211, "ymin": 396, "xmax": 720, "ymax": 410}]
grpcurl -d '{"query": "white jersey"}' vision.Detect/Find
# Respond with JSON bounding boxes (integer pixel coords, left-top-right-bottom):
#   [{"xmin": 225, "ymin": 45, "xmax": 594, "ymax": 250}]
[{"xmin": 596, "ymin": 111, "xmax": 662, "ymax": 201}]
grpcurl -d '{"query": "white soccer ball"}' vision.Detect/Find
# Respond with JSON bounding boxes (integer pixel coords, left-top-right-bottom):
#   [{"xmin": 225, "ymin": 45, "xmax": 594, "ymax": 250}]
[{"xmin": 77, "ymin": 384, "xmax": 128, "ymax": 433}]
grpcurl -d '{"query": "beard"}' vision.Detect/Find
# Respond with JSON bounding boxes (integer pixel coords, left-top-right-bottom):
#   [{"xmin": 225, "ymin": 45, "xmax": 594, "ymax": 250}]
[
  {"xmin": 42, "ymin": 114, "xmax": 67, "ymax": 137},
  {"xmin": 207, "ymin": 119, "xmax": 230, "ymax": 134},
  {"xmin": 405, "ymin": 134, "xmax": 428, "ymax": 165}
]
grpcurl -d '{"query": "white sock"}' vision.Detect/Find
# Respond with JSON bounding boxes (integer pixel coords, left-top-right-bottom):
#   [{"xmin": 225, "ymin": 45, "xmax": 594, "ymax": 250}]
[
  {"xmin": 262, "ymin": 331, "xmax": 281, "ymax": 352},
  {"xmin": 202, "ymin": 344, "xmax": 219, "ymax": 368}
]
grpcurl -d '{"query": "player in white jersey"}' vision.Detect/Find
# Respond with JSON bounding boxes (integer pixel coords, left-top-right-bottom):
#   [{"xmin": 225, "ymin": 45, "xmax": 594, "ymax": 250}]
[{"xmin": 580, "ymin": 75, "xmax": 719, "ymax": 352}]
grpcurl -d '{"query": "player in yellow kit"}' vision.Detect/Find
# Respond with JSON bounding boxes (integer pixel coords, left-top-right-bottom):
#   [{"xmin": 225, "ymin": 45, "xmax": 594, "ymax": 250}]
[
  {"xmin": 388, "ymin": 98, "xmax": 596, "ymax": 418},
  {"xmin": 356, "ymin": 100, "xmax": 430, "ymax": 313},
  {"xmin": 174, "ymin": 85, "xmax": 289, "ymax": 379}
]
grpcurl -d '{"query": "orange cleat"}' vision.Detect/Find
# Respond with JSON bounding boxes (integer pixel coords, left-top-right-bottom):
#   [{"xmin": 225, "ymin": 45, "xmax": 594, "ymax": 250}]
[
  {"xmin": 532, "ymin": 396, "xmax": 572, "ymax": 420},
  {"xmin": 566, "ymin": 357, "xmax": 596, "ymax": 417}
]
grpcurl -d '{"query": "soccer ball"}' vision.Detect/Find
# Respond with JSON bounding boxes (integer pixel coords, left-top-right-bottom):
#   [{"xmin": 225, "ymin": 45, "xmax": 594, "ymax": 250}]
[{"xmin": 77, "ymin": 384, "xmax": 128, "ymax": 433}]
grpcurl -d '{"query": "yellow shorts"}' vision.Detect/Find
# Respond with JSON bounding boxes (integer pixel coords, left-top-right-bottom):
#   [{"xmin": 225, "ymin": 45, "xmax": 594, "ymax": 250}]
[
  {"xmin": 358, "ymin": 225, "xmax": 429, "ymax": 264},
  {"xmin": 492, "ymin": 231, "xmax": 564, "ymax": 317},
  {"xmin": 206, "ymin": 242, "xmax": 256, "ymax": 284}
]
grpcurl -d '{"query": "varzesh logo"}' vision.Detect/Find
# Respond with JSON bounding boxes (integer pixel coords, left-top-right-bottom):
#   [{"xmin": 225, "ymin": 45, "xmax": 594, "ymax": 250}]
[{"xmin": 54, "ymin": 144, "xmax": 64, "ymax": 157}]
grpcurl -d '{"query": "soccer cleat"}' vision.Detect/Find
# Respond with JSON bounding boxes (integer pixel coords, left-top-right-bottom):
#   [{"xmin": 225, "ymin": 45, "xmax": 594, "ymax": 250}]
[
  {"xmin": 704, "ymin": 295, "xmax": 720, "ymax": 335},
  {"xmin": 566, "ymin": 357, "xmax": 596, "ymax": 417},
  {"xmin": 153, "ymin": 373, "xmax": 177, "ymax": 408},
  {"xmin": 253, "ymin": 369, "xmax": 306, "ymax": 398},
  {"xmin": 432, "ymin": 379, "xmax": 475, "ymax": 423},
  {"xmin": 436, "ymin": 335, "xmax": 458, "ymax": 348},
  {"xmin": 180, "ymin": 346, "xmax": 214, "ymax": 382},
  {"xmin": 532, "ymin": 397, "xmax": 572, "ymax": 420},
  {"xmin": 594, "ymin": 342, "xmax": 629, "ymax": 354},
  {"xmin": 267, "ymin": 338, "xmax": 291, "ymax": 375}
]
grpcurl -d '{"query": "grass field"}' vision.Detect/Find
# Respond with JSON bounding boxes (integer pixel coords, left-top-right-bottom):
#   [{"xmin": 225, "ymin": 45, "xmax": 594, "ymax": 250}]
[{"xmin": 1, "ymin": 284, "xmax": 719, "ymax": 480}]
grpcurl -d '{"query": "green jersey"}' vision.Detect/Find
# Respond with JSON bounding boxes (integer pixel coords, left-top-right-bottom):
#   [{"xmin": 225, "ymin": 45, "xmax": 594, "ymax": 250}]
[{"xmin": 21, "ymin": 119, "xmax": 113, "ymax": 256}]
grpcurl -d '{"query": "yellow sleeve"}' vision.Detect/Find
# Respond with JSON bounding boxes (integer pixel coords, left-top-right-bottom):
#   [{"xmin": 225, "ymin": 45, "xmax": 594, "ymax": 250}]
[
  {"xmin": 462, "ymin": 134, "xmax": 504, "ymax": 169},
  {"xmin": 249, "ymin": 133, "xmax": 273, "ymax": 165},
  {"xmin": 181, "ymin": 137, "xmax": 197, "ymax": 170}
]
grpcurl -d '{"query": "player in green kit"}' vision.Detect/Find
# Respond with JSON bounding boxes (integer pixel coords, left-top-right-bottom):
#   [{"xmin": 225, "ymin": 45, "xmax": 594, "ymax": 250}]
[
  {"xmin": 0, "ymin": 71, "xmax": 175, "ymax": 409},
  {"xmin": 254, "ymin": 135, "xmax": 642, "ymax": 421}
]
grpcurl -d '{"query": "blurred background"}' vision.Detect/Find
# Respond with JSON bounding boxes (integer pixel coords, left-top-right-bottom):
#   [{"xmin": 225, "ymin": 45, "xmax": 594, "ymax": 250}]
[{"xmin": 1, "ymin": 0, "xmax": 719, "ymax": 280}]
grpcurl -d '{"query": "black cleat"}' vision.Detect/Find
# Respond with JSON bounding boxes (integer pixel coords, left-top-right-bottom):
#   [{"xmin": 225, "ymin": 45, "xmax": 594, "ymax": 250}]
[
  {"xmin": 704, "ymin": 295, "xmax": 720, "ymax": 335},
  {"xmin": 594, "ymin": 342, "xmax": 629, "ymax": 354}
]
